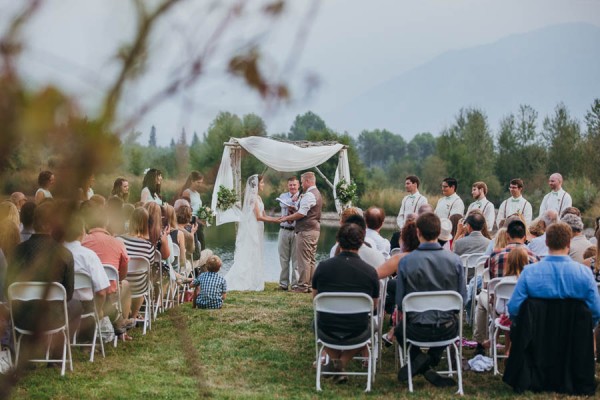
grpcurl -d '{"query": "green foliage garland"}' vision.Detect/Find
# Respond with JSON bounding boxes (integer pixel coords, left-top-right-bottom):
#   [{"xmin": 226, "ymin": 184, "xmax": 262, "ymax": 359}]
[
  {"xmin": 335, "ymin": 179, "xmax": 357, "ymax": 204},
  {"xmin": 216, "ymin": 185, "xmax": 237, "ymax": 211}
]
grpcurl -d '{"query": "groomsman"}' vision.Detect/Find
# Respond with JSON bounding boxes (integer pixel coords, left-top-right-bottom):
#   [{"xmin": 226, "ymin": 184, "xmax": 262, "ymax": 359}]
[
  {"xmin": 396, "ymin": 175, "xmax": 428, "ymax": 229},
  {"xmin": 467, "ymin": 181, "xmax": 495, "ymax": 232},
  {"xmin": 277, "ymin": 177, "xmax": 300, "ymax": 291},
  {"xmin": 496, "ymin": 178, "xmax": 533, "ymax": 227},
  {"xmin": 280, "ymin": 172, "xmax": 323, "ymax": 293},
  {"xmin": 539, "ymin": 173, "xmax": 572, "ymax": 217},
  {"xmin": 435, "ymin": 177, "xmax": 464, "ymax": 219}
]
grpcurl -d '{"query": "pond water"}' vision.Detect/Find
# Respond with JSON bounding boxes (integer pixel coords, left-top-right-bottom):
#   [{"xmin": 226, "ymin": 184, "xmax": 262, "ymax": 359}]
[{"xmin": 205, "ymin": 223, "xmax": 394, "ymax": 282}]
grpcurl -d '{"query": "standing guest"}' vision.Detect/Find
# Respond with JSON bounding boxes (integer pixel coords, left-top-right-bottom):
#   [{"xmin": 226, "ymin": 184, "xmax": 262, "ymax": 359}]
[
  {"xmin": 365, "ymin": 207, "xmax": 391, "ymax": 259},
  {"xmin": 528, "ymin": 210, "xmax": 559, "ymax": 257},
  {"xmin": 496, "ymin": 179, "xmax": 533, "ymax": 227},
  {"xmin": 178, "ymin": 171, "xmax": 206, "ymax": 250},
  {"xmin": 140, "ymin": 168, "xmax": 163, "ymax": 205},
  {"xmin": 9, "ymin": 192, "xmax": 27, "ymax": 212},
  {"xmin": 467, "ymin": 181, "xmax": 495, "ymax": 232},
  {"xmin": 191, "ymin": 255, "xmax": 227, "ymax": 309},
  {"xmin": 19, "ymin": 202, "xmax": 36, "ymax": 242},
  {"xmin": 435, "ymin": 178, "xmax": 465, "ymax": 219},
  {"xmin": 396, "ymin": 175, "xmax": 428, "ymax": 230},
  {"xmin": 396, "ymin": 212, "xmax": 466, "ymax": 387},
  {"xmin": 111, "ymin": 177, "xmax": 130, "ymax": 203},
  {"xmin": 280, "ymin": 171, "xmax": 323, "ymax": 293},
  {"xmin": 312, "ymin": 222, "xmax": 380, "ymax": 383},
  {"xmin": 561, "ymin": 213, "xmax": 592, "ymax": 263},
  {"xmin": 35, "ymin": 170, "xmax": 55, "ymax": 204},
  {"xmin": 277, "ymin": 176, "xmax": 300, "ymax": 291},
  {"xmin": 508, "ymin": 222, "xmax": 600, "ymax": 323},
  {"xmin": 539, "ymin": 173, "xmax": 572, "ymax": 217},
  {"xmin": 79, "ymin": 174, "xmax": 95, "ymax": 201}
]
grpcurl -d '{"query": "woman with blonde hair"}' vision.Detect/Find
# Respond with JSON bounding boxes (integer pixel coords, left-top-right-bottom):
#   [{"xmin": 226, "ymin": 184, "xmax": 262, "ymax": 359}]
[{"xmin": 0, "ymin": 201, "xmax": 20, "ymax": 227}]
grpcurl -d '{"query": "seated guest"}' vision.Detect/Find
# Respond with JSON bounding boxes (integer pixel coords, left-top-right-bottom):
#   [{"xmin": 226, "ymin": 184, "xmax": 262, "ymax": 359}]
[
  {"xmin": 527, "ymin": 210, "xmax": 558, "ymax": 256},
  {"xmin": 19, "ymin": 201, "xmax": 36, "ymax": 242},
  {"xmin": 34, "ymin": 170, "xmax": 55, "ymax": 204},
  {"xmin": 81, "ymin": 205, "xmax": 132, "ymax": 331},
  {"xmin": 453, "ymin": 212, "xmax": 491, "ymax": 256},
  {"xmin": 10, "ymin": 192, "xmax": 27, "ymax": 213},
  {"xmin": 119, "ymin": 208, "xmax": 155, "ymax": 325},
  {"xmin": 508, "ymin": 221, "xmax": 600, "ymax": 322},
  {"xmin": 474, "ymin": 219, "xmax": 540, "ymax": 354},
  {"xmin": 175, "ymin": 204, "xmax": 200, "ymax": 268},
  {"xmin": 165, "ymin": 203, "xmax": 186, "ymax": 269},
  {"xmin": 330, "ymin": 210, "xmax": 384, "ymax": 268},
  {"xmin": 561, "ymin": 213, "xmax": 592, "ymax": 263},
  {"xmin": 105, "ymin": 196, "xmax": 126, "ymax": 235},
  {"xmin": 396, "ymin": 212, "xmax": 466, "ymax": 388},
  {"xmin": 64, "ymin": 216, "xmax": 110, "ymax": 321},
  {"xmin": 191, "ymin": 255, "xmax": 227, "ymax": 309},
  {"xmin": 111, "ymin": 177, "xmax": 130, "ymax": 203},
  {"xmin": 506, "ymin": 222, "xmax": 600, "ymax": 395},
  {"xmin": 6, "ymin": 201, "xmax": 80, "ymax": 333},
  {"xmin": 365, "ymin": 207, "xmax": 391, "ymax": 259},
  {"xmin": 312, "ymin": 222, "xmax": 380, "ymax": 383}
]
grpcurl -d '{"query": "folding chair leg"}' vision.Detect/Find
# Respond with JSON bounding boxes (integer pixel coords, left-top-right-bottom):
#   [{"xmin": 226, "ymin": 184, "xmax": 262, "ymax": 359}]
[
  {"xmin": 407, "ymin": 345, "xmax": 414, "ymax": 393},
  {"xmin": 315, "ymin": 347, "xmax": 324, "ymax": 391},
  {"xmin": 446, "ymin": 346, "xmax": 454, "ymax": 377},
  {"xmin": 453, "ymin": 343, "xmax": 463, "ymax": 395}
]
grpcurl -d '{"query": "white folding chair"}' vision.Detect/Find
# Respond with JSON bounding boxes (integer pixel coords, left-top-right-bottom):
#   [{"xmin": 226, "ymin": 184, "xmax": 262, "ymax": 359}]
[
  {"xmin": 8, "ymin": 282, "xmax": 73, "ymax": 376},
  {"xmin": 103, "ymin": 264, "xmax": 123, "ymax": 348},
  {"xmin": 402, "ymin": 291, "xmax": 463, "ymax": 395},
  {"xmin": 127, "ymin": 257, "xmax": 152, "ymax": 335},
  {"xmin": 491, "ymin": 281, "xmax": 516, "ymax": 375},
  {"xmin": 313, "ymin": 292, "xmax": 375, "ymax": 392},
  {"xmin": 152, "ymin": 250, "xmax": 164, "ymax": 319},
  {"xmin": 468, "ymin": 256, "xmax": 489, "ymax": 324},
  {"xmin": 460, "ymin": 253, "xmax": 486, "ymax": 286},
  {"xmin": 376, "ymin": 278, "xmax": 388, "ymax": 369},
  {"xmin": 71, "ymin": 272, "xmax": 105, "ymax": 362},
  {"xmin": 163, "ymin": 244, "xmax": 181, "ymax": 310}
]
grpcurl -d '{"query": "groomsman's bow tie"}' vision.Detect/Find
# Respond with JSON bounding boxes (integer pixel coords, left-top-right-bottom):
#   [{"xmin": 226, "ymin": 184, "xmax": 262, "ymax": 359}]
[
  {"xmin": 552, "ymin": 192, "xmax": 559, "ymax": 196},
  {"xmin": 511, "ymin": 198, "xmax": 520, "ymax": 202},
  {"xmin": 407, "ymin": 195, "xmax": 416, "ymax": 199}
]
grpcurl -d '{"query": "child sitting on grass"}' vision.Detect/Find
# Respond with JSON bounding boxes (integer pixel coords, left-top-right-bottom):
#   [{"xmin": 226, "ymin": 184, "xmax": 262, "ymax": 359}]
[{"xmin": 191, "ymin": 255, "xmax": 227, "ymax": 309}]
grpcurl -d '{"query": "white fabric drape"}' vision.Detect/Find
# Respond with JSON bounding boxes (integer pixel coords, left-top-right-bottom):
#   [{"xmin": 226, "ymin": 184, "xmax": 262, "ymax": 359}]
[
  {"xmin": 234, "ymin": 136, "xmax": 344, "ymax": 172},
  {"xmin": 211, "ymin": 147, "xmax": 242, "ymax": 226},
  {"xmin": 211, "ymin": 136, "xmax": 350, "ymax": 225},
  {"xmin": 333, "ymin": 148, "xmax": 351, "ymax": 213}
]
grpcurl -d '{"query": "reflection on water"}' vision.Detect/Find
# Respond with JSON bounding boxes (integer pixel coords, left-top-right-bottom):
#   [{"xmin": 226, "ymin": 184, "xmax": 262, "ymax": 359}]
[{"xmin": 205, "ymin": 223, "xmax": 394, "ymax": 282}]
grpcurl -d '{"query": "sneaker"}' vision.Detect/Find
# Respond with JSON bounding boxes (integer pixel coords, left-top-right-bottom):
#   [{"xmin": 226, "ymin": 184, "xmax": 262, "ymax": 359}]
[
  {"xmin": 291, "ymin": 286, "xmax": 309, "ymax": 293},
  {"xmin": 277, "ymin": 285, "xmax": 288, "ymax": 291},
  {"xmin": 423, "ymin": 369, "xmax": 456, "ymax": 387}
]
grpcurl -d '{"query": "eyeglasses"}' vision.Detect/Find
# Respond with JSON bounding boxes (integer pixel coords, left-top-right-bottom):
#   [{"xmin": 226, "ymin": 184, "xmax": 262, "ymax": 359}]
[{"xmin": 509, "ymin": 186, "xmax": 519, "ymax": 190}]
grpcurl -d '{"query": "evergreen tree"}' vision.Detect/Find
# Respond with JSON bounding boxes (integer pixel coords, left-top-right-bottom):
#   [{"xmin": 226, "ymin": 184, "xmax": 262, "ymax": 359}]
[
  {"xmin": 149, "ymin": 125, "xmax": 157, "ymax": 147},
  {"xmin": 542, "ymin": 103, "xmax": 582, "ymax": 178},
  {"xmin": 191, "ymin": 131, "xmax": 200, "ymax": 147},
  {"xmin": 170, "ymin": 138, "xmax": 176, "ymax": 148}
]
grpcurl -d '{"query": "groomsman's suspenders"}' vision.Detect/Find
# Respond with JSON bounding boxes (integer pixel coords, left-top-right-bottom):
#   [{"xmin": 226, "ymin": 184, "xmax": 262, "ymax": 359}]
[
  {"xmin": 412, "ymin": 195, "xmax": 423, "ymax": 213},
  {"xmin": 558, "ymin": 192, "xmax": 567, "ymax": 214},
  {"xmin": 447, "ymin": 198, "xmax": 459, "ymax": 218},
  {"xmin": 503, "ymin": 199, "xmax": 531, "ymax": 218},
  {"xmin": 402, "ymin": 195, "xmax": 423, "ymax": 218}
]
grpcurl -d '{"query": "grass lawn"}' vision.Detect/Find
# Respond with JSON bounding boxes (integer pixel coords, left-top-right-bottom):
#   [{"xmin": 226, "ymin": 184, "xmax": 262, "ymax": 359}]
[{"xmin": 4, "ymin": 283, "xmax": 597, "ymax": 399}]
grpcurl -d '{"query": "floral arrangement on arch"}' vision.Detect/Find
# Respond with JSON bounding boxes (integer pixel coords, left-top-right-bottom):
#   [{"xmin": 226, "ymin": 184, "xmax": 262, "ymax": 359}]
[
  {"xmin": 335, "ymin": 179, "xmax": 357, "ymax": 206},
  {"xmin": 216, "ymin": 185, "xmax": 237, "ymax": 211},
  {"xmin": 196, "ymin": 205, "xmax": 215, "ymax": 227}
]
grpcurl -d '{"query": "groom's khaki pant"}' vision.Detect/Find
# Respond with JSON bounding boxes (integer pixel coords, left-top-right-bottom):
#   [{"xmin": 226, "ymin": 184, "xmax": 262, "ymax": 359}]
[
  {"xmin": 278, "ymin": 228, "xmax": 298, "ymax": 288},
  {"xmin": 296, "ymin": 230, "xmax": 320, "ymax": 289}
]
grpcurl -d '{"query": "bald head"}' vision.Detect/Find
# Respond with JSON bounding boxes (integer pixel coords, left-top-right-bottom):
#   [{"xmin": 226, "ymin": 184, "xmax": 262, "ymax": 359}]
[
  {"xmin": 548, "ymin": 173, "xmax": 563, "ymax": 191},
  {"xmin": 542, "ymin": 210, "xmax": 559, "ymax": 228},
  {"xmin": 365, "ymin": 207, "xmax": 385, "ymax": 231}
]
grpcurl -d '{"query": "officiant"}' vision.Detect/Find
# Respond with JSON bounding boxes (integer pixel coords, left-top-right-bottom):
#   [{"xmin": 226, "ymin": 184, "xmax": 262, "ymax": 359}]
[
  {"xmin": 277, "ymin": 176, "xmax": 300, "ymax": 291},
  {"xmin": 280, "ymin": 171, "xmax": 323, "ymax": 293}
]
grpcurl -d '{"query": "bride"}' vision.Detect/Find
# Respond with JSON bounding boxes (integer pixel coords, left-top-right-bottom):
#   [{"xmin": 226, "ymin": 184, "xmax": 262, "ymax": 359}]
[{"xmin": 226, "ymin": 174, "xmax": 279, "ymax": 291}]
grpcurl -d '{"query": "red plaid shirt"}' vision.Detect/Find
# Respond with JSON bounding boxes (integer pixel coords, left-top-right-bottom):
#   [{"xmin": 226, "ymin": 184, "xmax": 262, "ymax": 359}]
[{"xmin": 486, "ymin": 243, "xmax": 540, "ymax": 278}]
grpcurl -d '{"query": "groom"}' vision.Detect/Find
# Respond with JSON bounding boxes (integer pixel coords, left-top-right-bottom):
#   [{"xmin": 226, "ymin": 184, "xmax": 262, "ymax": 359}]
[{"xmin": 280, "ymin": 171, "xmax": 322, "ymax": 293}]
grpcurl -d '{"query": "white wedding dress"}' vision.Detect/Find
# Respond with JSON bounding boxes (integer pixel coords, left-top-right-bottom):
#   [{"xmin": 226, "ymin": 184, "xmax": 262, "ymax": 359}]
[{"xmin": 225, "ymin": 175, "xmax": 265, "ymax": 291}]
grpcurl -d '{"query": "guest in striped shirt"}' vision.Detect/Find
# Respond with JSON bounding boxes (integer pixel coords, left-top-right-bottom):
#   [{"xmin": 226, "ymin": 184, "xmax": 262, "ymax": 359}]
[{"xmin": 120, "ymin": 208, "xmax": 155, "ymax": 324}]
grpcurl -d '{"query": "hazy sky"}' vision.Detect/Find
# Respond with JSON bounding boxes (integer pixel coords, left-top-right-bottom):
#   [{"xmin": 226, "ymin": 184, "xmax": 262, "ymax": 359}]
[{"xmin": 3, "ymin": 0, "xmax": 600, "ymax": 145}]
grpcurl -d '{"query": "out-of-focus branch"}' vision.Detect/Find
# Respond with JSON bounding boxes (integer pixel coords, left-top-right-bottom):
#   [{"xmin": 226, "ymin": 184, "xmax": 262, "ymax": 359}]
[{"xmin": 100, "ymin": 0, "xmax": 183, "ymax": 126}]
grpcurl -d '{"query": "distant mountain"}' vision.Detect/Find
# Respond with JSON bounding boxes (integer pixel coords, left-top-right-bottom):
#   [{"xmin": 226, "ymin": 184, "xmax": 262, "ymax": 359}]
[{"xmin": 325, "ymin": 23, "xmax": 600, "ymax": 138}]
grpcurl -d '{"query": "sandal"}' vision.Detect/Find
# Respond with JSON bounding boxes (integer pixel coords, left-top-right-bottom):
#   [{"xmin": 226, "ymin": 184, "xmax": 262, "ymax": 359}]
[{"xmin": 121, "ymin": 333, "xmax": 134, "ymax": 341}]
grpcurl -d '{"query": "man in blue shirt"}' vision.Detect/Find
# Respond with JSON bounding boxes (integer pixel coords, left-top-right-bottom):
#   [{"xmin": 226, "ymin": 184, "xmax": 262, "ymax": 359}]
[{"xmin": 508, "ymin": 222, "xmax": 600, "ymax": 325}]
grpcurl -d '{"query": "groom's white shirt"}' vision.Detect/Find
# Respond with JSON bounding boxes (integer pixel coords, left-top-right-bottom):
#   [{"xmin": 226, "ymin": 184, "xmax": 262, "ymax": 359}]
[{"xmin": 298, "ymin": 185, "xmax": 317, "ymax": 215}]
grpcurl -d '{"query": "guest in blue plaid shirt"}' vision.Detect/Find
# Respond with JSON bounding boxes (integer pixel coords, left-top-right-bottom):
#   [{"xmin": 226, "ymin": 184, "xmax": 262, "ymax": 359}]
[{"xmin": 191, "ymin": 255, "xmax": 227, "ymax": 309}]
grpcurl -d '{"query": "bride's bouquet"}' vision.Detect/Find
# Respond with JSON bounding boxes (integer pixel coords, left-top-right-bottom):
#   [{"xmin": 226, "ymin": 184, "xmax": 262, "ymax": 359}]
[
  {"xmin": 216, "ymin": 185, "xmax": 237, "ymax": 211},
  {"xmin": 335, "ymin": 179, "xmax": 358, "ymax": 207},
  {"xmin": 196, "ymin": 205, "xmax": 215, "ymax": 227}
]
